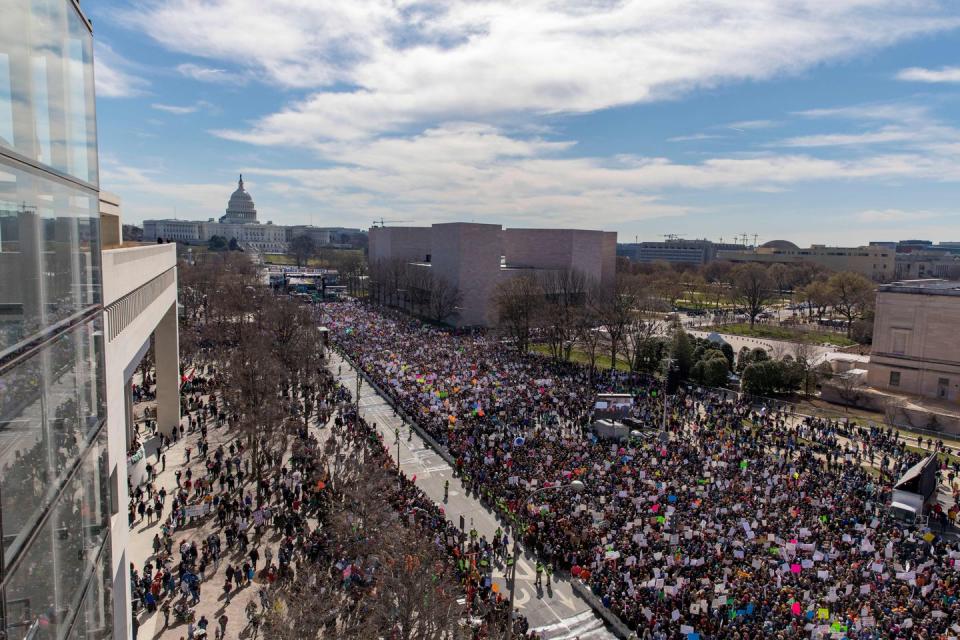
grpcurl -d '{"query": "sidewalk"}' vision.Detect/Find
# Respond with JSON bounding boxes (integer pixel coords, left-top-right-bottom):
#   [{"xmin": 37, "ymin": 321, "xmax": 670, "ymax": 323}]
[{"xmin": 129, "ymin": 393, "xmax": 288, "ymax": 640}]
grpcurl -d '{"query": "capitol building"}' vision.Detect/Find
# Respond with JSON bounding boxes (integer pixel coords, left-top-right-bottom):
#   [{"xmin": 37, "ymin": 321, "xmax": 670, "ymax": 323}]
[{"xmin": 143, "ymin": 176, "xmax": 289, "ymax": 252}]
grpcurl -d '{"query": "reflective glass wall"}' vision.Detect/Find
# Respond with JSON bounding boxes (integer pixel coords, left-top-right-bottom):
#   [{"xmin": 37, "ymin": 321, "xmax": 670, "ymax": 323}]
[
  {"xmin": 0, "ymin": 0, "xmax": 98, "ymax": 185},
  {"xmin": 0, "ymin": 1, "xmax": 112, "ymax": 638}
]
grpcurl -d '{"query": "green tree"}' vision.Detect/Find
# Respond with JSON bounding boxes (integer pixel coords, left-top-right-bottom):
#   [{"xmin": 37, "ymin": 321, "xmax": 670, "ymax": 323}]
[
  {"xmin": 207, "ymin": 234, "xmax": 227, "ymax": 251},
  {"xmin": 736, "ymin": 346, "xmax": 768, "ymax": 373},
  {"xmin": 702, "ymin": 356, "xmax": 730, "ymax": 387},
  {"xmin": 671, "ymin": 326, "xmax": 693, "ymax": 378},
  {"xmin": 720, "ymin": 342, "xmax": 735, "ymax": 369},
  {"xmin": 741, "ymin": 359, "xmax": 803, "ymax": 396},
  {"xmin": 635, "ymin": 336, "xmax": 669, "ymax": 373}
]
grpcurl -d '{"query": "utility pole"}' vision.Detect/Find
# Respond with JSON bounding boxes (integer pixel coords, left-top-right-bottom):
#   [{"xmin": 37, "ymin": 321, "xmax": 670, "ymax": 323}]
[{"xmin": 355, "ymin": 370, "xmax": 361, "ymax": 411}]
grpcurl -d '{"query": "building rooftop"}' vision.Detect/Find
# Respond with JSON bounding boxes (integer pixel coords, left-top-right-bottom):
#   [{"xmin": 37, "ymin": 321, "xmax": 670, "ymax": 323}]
[
  {"xmin": 878, "ymin": 279, "xmax": 960, "ymax": 296},
  {"xmin": 760, "ymin": 239, "xmax": 799, "ymax": 250}
]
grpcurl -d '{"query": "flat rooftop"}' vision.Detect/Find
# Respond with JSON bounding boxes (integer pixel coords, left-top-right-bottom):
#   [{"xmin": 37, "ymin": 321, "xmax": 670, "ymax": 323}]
[{"xmin": 878, "ymin": 279, "xmax": 960, "ymax": 296}]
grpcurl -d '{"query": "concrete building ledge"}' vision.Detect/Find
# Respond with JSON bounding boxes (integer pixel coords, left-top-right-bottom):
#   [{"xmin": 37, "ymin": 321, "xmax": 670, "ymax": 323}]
[{"xmin": 102, "ymin": 243, "xmax": 177, "ymax": 305}]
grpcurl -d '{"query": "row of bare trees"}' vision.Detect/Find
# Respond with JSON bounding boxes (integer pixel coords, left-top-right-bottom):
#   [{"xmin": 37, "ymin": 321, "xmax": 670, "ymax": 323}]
[
  {"xmin": 619, "ymin": 258, "xmax": 877, "ymax": 339},
  {"xmin": 177, "ymin": 251, "xmax": 326, "ymax": 486},
  {"xmin": 262, "ymin": 440, "xmax": 469, "ymax": 640},
  {"xmin": 494, "ymin": 269, "xmax": 667, "ymax": 374},
  {"xmin": 369, "ymin": 258, "xmax": 463, "ymax": 324},
  {"xmin": 178, "ymin": 252, "xmax": 476, "ymax": 638}
]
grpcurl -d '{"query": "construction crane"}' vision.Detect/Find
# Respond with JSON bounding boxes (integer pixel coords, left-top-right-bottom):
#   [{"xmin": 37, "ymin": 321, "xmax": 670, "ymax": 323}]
[{"xmin": 372, "ymin": 218, "xmax": 413, "ymax": 227}]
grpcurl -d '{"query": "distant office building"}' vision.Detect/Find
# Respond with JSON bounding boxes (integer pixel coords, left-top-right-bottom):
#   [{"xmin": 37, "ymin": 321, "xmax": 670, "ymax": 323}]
[
  {"xmin": 870, "ymin": 240, "xmax": 960, "ymax": 255},
  {"xmin": 717, "ymin": 241, "xmax": 894, "ymax": 281},
  {"xmin": 284, "ymin": 225, "xmax": 365, "ymax": 247},
  {"xmin": 866, "ymin": 241, "xmax": 960, "ymax": 280},
  {"xmin": 1, "ymin": 3, "xmax": 179, "ymax": 637},
  {"xmin": 867, "ymin": 279, "xmax": 960, "ymax": 402},
  {"xmin": 369, "ymin": 223, "xmax": 616, "ymax": 326},
  {"xmin": 617, "ymin": 239, "xmax": 744, "ymax": 265},
  {"xmin": 894, "ymin": 251, "xmax": 960, "ymax": 280}
]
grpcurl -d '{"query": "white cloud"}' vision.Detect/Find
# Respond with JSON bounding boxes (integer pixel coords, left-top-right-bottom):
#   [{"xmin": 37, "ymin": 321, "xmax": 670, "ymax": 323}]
[
  {"xmin": 794, "ymin": 102, "xmax": 930, "ymax": 123},
  {"xmin": 151, "ymin": 103, "xmax": 198, "ymax": 115},
  {"xmin": 856, "ymin": 208, "xmax": 941, "ymax": 223},
  {"xmin": 119, "ymin": 0, "xmax": 960, "ymax": 144},
  {"xmin": 777, "ymin": 127, "xmax": 918, "ymax": 147},
  {"xmin": 778, "ymin": 100, "xmax": 960, "ymax": 152},
  {"xmin": 100, "ymin": 160, "xmax": 232, "ymax": 219},
  {"xmin": 667, "ymin": 133, "xmax": 726, "ymax": 142},
  {"xmin": 219, "ymin": 122, "xmax": 960, "ymax": 228},
  {"xmin": 101, "ymin": 120, "xmax": 960, "ymax": 229},
  {"xmin": 176, "ymin": 63, "xmax": 247, "ymax": 85},
  {"xmin": 896, "ymin": 66, "xmax": 960, "ymax": 83},
  {"xmin": 727, "ymin": 119, "xmax": 778, "ymax": 130},
  {"xmin": 94, "ymin": 42, "xmax": 148, "ymax": 98},
  {"xmin": 151, "ymin": 100, "xmax": 216, "ymax": 115}
]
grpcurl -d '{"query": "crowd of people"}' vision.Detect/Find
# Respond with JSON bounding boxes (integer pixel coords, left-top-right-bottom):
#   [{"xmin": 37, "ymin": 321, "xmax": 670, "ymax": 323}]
[
  {"xmin": 326, "ymin": 300, "xmax": 960, "ymax": 640},
  {"xmin": 128, "ymin": 340, "xmax": 536, "ymax": 639}
]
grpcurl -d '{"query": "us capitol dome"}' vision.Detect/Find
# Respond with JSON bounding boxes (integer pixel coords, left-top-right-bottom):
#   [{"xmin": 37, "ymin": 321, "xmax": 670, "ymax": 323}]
[{"xmin": 219, "ymin": 175, "xmax": 258, "ymax": 224}]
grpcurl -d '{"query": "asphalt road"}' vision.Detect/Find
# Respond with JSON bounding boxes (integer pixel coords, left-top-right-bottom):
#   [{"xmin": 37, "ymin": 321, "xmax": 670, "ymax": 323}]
[{"xmin": 327, "ymin": 351, "xmax": 615, "ymax": 640}]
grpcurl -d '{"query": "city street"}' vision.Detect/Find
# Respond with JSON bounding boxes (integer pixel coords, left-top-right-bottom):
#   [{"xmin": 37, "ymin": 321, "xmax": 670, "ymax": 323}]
[{"xmin": 328, "ymin": 351, "xmax": 615, "ymax": 640}]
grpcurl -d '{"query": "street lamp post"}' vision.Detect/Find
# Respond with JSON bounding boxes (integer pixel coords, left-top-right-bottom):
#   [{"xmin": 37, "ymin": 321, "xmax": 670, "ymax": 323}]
[
  {"xmin": 356, "ymin": 370, "xmax": 361, "ymax": 411},
  {"xmin": 394, "ymin": 427, "xmax": 401, "ymax": 487},
  {"xmin": 503, "ymin": 480, "xmax": 584, "ymax": 640},
  {"xmin": 660, "ymin": 357, "xmax": 674, "ymax": 444}
]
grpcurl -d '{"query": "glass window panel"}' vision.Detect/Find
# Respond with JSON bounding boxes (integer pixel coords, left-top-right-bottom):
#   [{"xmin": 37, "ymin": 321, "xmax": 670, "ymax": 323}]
[
  {"xmin": 0, "ymin": 427, "xmax": 110, "ymax": 640},
  {"xmin": 0, "ymin": 319, "xmax": 106, "ymax": 564},
  {"xmin": 67, "ymin": 550, "xmax": 113, "ymax": 640},
  {"xmin": 0, "ymin": 54, "xmax": 13, "ymax": 146},
  {"xmin": 0, "ymin": 0, "xmax": 97, "ymax": 185},
  {"xmin": 31, "ymin": 55, "xmax": 52, "ymax": 166},
  {"xmin": 0, "ymin": 159, "xmax": 100, "ymax": 354}
]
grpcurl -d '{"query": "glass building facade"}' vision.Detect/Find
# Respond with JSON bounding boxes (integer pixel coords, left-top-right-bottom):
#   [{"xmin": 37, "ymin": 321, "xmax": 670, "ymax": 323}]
[{"xmin": 0, "ymin": 1, "xmax": 113, "ymax": 638}]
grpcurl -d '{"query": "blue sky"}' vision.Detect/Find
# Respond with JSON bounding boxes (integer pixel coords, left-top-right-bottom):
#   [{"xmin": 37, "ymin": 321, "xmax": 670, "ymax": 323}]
[{"xmin": 89, "ymin": 0, "xmax": 960, "ymax": 245}]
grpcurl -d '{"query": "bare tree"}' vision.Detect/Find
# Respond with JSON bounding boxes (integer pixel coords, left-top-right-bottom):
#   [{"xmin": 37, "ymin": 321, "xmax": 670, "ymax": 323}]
[
  {"xmin": 262, "ymin": 431, "xmax": 468, "ymax": 640},
  {"xmin": 403, "ymin": 266, "xmax": 434, "ymax": 316},
  {"xmin": 494, "ymin": 275, "xmax": 543, "ymax": 354},
  {"xmin": 731, "ymin": 263, "xmax": 773, "ymax": 328},
  {"xmin": 831, "ymin": 372, "xmax": 865, "ymax": 409},
  {"xmin": 289, "ymin": 234, "xmax": 317, "ymax": 267},
  {"xmin": 596, "ymin": 274, "xmax": 641, "ymax": 371},
  {"xmin": 884, "ymin": 397, "xmax": 908, "ymax": 427},
  {"xmin": 539, "ymin": 268, "xmax": 589, "ymax": 361},
  {"xmin": 797, "ymin": 279, "xmax": 832, "ymax": 322},
  {"xmin": 827, "ymin": 271, "xmax": 875, "ymax": 338},
  {"xmin": 768, "ymin": 263, "xmax": 793, "ymax": 301},
  {"xmin": 791, "ymin": 341, "xmax": 821, "ymax": 397},
  {"xmin": 651, "ymin": 269, "xmax": 685, "ymax": 310},
  {"xmin": 575, "ymin": 299, "xmax": 604, "ymax": 378},
  {"xmin": 427, "ymin": 275, "xmax": 463, "ymax": 324}
]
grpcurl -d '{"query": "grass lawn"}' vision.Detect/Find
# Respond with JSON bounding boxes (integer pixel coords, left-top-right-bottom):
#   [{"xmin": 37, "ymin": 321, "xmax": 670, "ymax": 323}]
[
  {"xmin": 714, "ymin": 322, "xmax": 858, "ymax": 347},
  {"xmin": 263, "ymin": 249, "xmax": 364, "ymax": 267},
  {"xmin": 263, "ymin": 253, "xmax": 295, "ymax": 265},
  {"xmin": 530, "ymin": 343, "xmax": 633, "ymax": 372}
]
